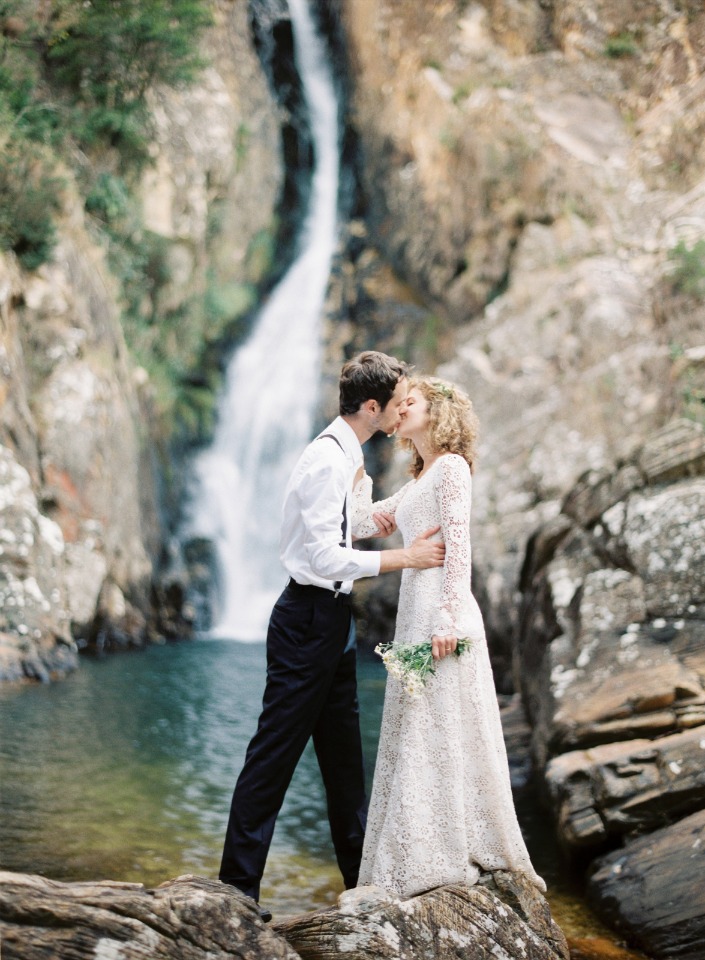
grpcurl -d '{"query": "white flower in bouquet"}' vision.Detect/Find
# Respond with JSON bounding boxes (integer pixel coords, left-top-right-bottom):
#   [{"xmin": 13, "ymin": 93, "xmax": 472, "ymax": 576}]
[{"xmin": 373, "ymin": 638, "xmax": 471, "ymax": 698}]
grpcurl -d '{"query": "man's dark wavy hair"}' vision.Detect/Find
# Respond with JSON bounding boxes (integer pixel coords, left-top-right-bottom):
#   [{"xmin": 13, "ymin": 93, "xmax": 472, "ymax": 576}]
[{"xmin": 339, "ymin": 351, "xmax": 411, "ymax": 415}]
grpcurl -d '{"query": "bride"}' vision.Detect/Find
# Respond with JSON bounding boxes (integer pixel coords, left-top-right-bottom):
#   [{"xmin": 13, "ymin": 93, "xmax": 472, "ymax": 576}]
[{"xmin": 352, "ymin": 376, "xmax": 545, "ymax": 898}]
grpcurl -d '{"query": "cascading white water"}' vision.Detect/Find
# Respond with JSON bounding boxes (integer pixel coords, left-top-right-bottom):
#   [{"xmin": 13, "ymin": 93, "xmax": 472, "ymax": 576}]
[{"xmin": 185, "ymin": 0, "xmax": 339, "ymax": 640}]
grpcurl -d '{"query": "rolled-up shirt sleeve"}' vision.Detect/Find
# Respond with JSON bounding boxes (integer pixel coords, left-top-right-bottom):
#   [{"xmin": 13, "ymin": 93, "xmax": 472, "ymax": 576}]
[
  {"xmin": 299, "ymin": 454, "xmax": 380, "ymax": 581},
  {"xmin": 351, "ymin": 473, "xmax": 413, "ymax": 539}
]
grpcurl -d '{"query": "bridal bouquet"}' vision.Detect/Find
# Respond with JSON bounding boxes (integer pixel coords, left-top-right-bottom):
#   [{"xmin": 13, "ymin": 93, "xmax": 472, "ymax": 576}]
[{"xmin": 374, "ymin": 638, "xmax": 471, "ymax": 698}]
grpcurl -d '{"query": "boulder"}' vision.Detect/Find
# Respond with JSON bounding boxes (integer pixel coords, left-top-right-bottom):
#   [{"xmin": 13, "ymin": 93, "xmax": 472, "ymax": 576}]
[
  {"xmin": 546, "ymin": 728, "xmax": 705, "ymax": 852},
  {"xmin": 587, "ymin": 809, "xmax": 705, "ymax": 960},
  {"xmin": 0, "ymin": 873, "xmax": 298, "ymax": 960},
  {"xmin": 276, "ymin": 872, "xmax": 569, "ymax": 960}
]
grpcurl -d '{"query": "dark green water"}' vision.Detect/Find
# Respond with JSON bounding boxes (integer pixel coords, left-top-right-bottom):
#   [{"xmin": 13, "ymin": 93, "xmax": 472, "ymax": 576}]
[{"xmin": 0, "ymin": 640, "xmax": 648, "ymax": 955}]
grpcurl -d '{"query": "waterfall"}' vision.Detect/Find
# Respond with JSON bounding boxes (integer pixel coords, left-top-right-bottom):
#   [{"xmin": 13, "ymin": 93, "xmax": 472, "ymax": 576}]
[{"xmin": 184, "ymin": 0, "xmax": 339, "ymax": 640}]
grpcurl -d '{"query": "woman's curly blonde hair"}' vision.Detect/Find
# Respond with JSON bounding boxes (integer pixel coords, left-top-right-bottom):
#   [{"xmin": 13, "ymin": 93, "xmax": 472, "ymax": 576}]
[{"xmin": 399, "ymin": 376, "xmax": 479, "ymax": 478}]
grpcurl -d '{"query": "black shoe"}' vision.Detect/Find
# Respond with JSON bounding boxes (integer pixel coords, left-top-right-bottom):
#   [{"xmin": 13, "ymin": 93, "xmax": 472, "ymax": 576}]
[{"xmin": 220, "ymin": 880, "xmax": 271, "ymax": 923}]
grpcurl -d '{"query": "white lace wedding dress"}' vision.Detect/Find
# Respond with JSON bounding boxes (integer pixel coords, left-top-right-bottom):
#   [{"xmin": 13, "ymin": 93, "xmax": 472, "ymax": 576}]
[{"xmin": 353, "ymin": 453, "xmax": 545, "ymax": 898}]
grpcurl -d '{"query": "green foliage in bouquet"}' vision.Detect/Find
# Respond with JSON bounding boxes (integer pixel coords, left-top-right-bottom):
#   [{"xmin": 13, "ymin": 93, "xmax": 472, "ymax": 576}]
[{"xmin": 375, "ymin": 638, "xmax": 472, "ymax": 698}]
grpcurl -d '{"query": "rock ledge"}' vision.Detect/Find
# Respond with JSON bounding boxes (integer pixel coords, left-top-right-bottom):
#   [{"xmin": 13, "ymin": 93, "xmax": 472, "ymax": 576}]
[{"xmin": 0, "ymin": 870, "xmax": 567, "ymax": 960}]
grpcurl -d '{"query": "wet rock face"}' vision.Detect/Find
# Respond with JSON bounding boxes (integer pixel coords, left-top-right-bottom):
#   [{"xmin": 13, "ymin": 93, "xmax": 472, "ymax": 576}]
[{"xmin": 0, "ymin": 870, "xmax": 568, "ymax": 960}]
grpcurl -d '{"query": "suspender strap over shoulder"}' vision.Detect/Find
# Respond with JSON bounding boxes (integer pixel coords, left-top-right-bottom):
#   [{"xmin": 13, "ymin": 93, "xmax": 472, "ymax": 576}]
[{"xmin": 317, "ymin": 433, "xmax": 348, "ymax": 595}]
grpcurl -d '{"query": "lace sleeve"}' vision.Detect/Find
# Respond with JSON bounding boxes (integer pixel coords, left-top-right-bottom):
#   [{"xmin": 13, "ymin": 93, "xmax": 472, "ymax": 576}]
[
  {"xmin": 351, "ymin": 474, "xmax": 413, "ymax": 539},
  {"xmin": 431, "ymin": 455, "xmax": 472, "ymax": 638}
]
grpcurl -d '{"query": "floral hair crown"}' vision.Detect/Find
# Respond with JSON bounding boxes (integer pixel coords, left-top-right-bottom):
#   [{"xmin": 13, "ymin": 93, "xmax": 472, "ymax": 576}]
[{"xmin": 436, "ymin": 382, "xmax": 454, "ymax": 399}]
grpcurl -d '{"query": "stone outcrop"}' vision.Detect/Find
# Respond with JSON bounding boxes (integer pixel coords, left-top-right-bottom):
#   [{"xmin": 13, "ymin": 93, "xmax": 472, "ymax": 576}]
[
  {"xmin": 0, "ymin": 445, "xmax": 76, "ymax": 681},
  {"xmin": 0, "ymin": 870, "xmax": 568, "ymax": 960},
  {"xmin": 518, "ymin": 418, "xmax": 705, "ymax": 768},
  {"xmin": 517, "ymin": 418, "xmax": 705, "ymax": 953},
  {"xmin": 545, "ymin": 729, "xmax": 705, "ymax": 852},
  {"xmin": 0, "ymin": 236, "xmax": 151, "ymax": 675}
]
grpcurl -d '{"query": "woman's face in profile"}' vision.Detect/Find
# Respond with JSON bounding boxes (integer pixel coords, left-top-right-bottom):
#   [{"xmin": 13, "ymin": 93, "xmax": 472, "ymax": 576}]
[{"xmin": 397, "ymin": 387, "xmax": 429, "ymax": 441}]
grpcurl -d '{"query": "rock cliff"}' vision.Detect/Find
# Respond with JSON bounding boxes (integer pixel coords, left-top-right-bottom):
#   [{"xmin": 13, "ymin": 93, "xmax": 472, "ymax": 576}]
[
  {"xmin": 332, "ymin": 0, "xmax": 705, "ymax": 676},
  {"xmin": 0, "ymin": 0, "xmax": 282, "ymax": 680},
  {"xmin": 518, "ymin": 418, "xmax": 705, "ymax": 959}
]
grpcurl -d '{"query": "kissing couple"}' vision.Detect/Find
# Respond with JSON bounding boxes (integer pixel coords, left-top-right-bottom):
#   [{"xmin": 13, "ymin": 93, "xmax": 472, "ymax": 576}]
[{"xmin": 218, "ymin": 350, "xmax": 544, "ymax": 921}]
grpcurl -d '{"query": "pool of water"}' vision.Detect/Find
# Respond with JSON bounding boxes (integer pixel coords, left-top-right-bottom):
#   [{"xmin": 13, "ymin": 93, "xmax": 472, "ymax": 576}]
[{"xmin": 0, "ymin": 639, "xmax": 650, "ymax": 956}]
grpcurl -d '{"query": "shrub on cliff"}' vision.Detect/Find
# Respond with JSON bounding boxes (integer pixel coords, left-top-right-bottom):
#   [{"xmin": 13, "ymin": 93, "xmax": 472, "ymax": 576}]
[
  {"xmin": 47, "ymin": 0, "xmax": 212, "ymax": 169},
  {"xmin": 668, "ymin": 239, "xmax": 705, "ymax": 300},
  {"xmin": 0, "ymin": 0, "xmax": 212, "ymax": 267},
  {"xmin": 0, "ymin": 1, "xmax": 63, "ymax": 267}
]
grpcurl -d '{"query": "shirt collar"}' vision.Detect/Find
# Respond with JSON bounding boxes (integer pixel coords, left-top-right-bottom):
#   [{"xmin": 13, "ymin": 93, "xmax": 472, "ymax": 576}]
[{"xmin": 320, "ymin": 416, "xmax": 363, "ymax": 467}]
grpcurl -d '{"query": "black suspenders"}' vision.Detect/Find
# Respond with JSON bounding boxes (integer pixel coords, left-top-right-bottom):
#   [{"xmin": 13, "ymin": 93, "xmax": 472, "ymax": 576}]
[{"xmin": 317, "ymin": 434, "xmax": 348, "ymax": 596}]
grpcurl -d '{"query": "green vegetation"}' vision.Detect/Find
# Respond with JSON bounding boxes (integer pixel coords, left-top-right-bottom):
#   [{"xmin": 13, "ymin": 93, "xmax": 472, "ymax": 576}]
[
  {"xmin": 0, "ymin": 0, "xmax": 212, "ymax": 262},
  {"xmin": 0, "ymin": 0, "xmax": 260, "ymax": 441},
  {"xmin": 439, "ymin": 125, "xmax": 461, "ymax": 153},
  {"xmin": 603, "ymin": 32, "xmax": 638, "ymax": 59},
  {"xmin": 669, "ymin": 344, "xmax": 705, "ymax": 427},
  {"xmin": 452, "ymin": 83, "xmax": 473, "ymax": 106},
  {"xmin": 0, "ymin": 1, "xmax": 62, "ymax": 267},
  {"xmin": 47, "ymin": 0, "xmax": 211, "ymax": 169},
  {"xmin": 668, "ymin": 239, "xmax": 705, "ymax": 299},
  {"xmin": 0, "ymin": 136, "xmax": 63, "ymax": 269}
]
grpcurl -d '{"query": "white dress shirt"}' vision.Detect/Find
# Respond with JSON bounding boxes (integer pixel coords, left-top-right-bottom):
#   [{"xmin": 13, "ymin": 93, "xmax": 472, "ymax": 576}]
[{"xmin": 279, "ymin": 417, "xmax": 381, "ymax": 593}]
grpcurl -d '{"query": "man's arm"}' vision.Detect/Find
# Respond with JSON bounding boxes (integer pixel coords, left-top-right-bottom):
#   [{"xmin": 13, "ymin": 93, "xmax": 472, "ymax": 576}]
[
  {"xmin": 378, "ymin": 526, "xmax": 445, "ymax": 572},
  {"xmin": 301, "ymin": 451, "xmax": 444, "ymax": 580},
  {"xmin": 302, "ymin": 455, "xmax": 380, "ymax": 580}
]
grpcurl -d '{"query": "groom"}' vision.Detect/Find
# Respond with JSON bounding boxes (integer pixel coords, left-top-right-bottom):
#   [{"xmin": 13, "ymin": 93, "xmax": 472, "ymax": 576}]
[{"xmin": 219, "ymin": 351, "xmax": 445, "ymax": 919}]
